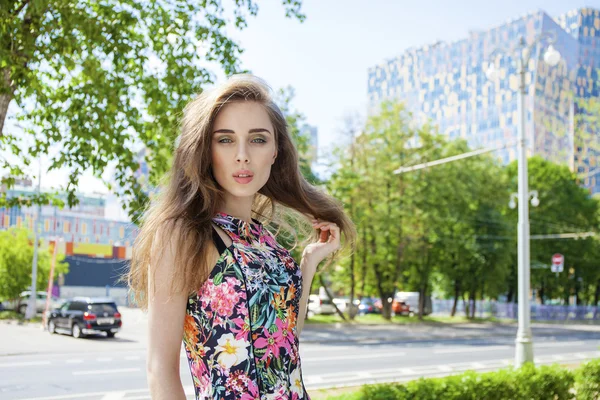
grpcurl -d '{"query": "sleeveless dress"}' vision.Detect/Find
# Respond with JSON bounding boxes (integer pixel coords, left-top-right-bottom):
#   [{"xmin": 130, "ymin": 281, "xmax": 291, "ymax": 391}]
[{"xmin": 183, "ymin": 212, "xmax": 311, "ymax": 400}]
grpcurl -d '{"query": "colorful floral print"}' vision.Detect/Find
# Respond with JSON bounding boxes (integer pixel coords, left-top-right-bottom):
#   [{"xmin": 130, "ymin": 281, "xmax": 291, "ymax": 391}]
[{"xmin": 183, "ymin": 212, "xmax": 310, "ymax": 400}]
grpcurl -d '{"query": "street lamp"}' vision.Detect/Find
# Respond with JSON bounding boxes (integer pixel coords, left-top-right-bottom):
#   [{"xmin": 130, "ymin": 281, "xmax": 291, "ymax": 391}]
[
  {"xmin": 485, "ymin": 34, "xmax": 561, "ymax": 367},
  {"xmin": 509, "ymin": 190, "xmax": 539, "ymax": 209}
]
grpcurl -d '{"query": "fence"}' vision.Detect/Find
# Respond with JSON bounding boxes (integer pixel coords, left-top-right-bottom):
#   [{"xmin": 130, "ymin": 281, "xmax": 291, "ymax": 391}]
[{"xmin": 432, "ymin": 299, "xmax": 600, "ymax": 321}]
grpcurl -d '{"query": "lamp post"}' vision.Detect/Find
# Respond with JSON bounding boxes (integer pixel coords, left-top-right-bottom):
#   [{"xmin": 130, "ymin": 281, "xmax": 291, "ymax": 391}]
[{"xmin": 485, "ymin": 34, "xmax": 561, "ymax": 367}]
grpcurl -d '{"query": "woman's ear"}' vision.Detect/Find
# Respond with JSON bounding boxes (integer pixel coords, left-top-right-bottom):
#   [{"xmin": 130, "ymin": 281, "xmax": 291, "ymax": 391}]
[{"xmin": 272, "ymin": 151, "xmax": 277, "ymax": 164}]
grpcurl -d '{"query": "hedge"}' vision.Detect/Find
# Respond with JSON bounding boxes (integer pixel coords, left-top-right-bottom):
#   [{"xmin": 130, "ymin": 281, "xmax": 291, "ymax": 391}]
[{"xmin": 325, "ymin": 359, "xmax": 600, "ymax": 400}]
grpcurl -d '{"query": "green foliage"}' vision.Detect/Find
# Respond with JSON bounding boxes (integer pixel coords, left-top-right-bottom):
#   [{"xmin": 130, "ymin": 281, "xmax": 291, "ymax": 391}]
[
  {"xmin": 0, "ymin": 227, "xmax": 68, "ymax": 300},
  {"xmin": 326, "ymin": 362, "xmax": 585, "ymax": 400},
  {"xmin": 505, "ymin": 157, "xmax": 600, "ymax": 304},
  {"xmin": 576, "ymin": 359, "xmax": 600, "ymax": 400},
  {"xmin": 0, "ymin": 0, "xmax": 305, "ymax": 222},
  {"xmin": 275, "ymin": 86, "xmax": 320, "ymax": 185},
  {"xmin": 326, "ymin": 101, "xmax": 514, "ymax": 318},
  {"xmin": 324, "ymin": 98, "xmax": 600, "ymax": 315}
]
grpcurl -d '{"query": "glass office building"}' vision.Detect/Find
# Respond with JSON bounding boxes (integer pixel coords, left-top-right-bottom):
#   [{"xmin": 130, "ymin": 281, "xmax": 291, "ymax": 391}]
[{"xmin": 368, "ymin": 8, "xmax": 599, "ymax": 193}]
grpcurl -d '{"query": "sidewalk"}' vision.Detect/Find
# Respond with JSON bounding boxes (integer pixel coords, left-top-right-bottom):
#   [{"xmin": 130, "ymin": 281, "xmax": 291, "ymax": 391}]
[{"xmin": 299, "ymin": 321, "xmax": 600, "ymax": 344}]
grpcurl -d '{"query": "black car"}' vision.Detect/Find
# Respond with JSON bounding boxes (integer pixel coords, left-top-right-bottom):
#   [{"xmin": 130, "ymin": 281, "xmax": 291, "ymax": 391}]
[{"xmin": 47, "ymin": 297, "xmax": 122, "ymax": 339}]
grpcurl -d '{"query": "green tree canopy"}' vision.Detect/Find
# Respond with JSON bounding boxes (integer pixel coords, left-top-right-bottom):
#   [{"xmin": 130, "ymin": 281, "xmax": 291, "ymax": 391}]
[
  {"xmin": 0, "ymin": 227, "xmax": 68, "ymax": 300},
  {"xmin": 1, "ymin": 0, "xmax": 304, "ymax": 220}
]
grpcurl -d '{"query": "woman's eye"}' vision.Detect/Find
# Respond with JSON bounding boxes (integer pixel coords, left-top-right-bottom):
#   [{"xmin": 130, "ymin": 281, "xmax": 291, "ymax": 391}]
[
  {"xmin": 218, "ymin": 138, "xmax": 233, "ymax": 143},
  {"xmin": 252, "ymin": 138, "xmax": 267, "ymax": 143}
]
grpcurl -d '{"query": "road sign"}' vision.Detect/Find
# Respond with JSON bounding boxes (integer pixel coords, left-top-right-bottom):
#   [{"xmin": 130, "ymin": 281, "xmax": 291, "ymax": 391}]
[{"xmin": 551, "ymin": 253, "xmax": 564, "ymax": 273}]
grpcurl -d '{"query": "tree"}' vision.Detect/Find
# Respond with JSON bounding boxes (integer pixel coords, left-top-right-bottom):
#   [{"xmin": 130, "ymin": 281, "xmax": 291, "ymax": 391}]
[
  {"xmin": 506, "ymin": 156, "xmax": 600, "ymax": 305},
  {"xmin": 1, "ymin": 0, "xmax": 304, "ymax": 220},
  {"xmin": 0, "ymin": 227, "xmax": 68, "ymax": 300},
  {"xmin": 327, "ymin": 101, "xmax": 514, "ymax": 320},
  {"xmin": 275, "ymin": 86, "xmax": 319, "ymax": 185}
]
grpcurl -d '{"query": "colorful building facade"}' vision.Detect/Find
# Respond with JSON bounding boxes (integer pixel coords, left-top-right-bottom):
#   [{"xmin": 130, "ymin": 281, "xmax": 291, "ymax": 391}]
[
  {"xmin": 368, "ymin": 8, "xmax": 598, "ymax": 193},
  {"xmin": 0, "ymin": 185, "xmax": 137, "ymax": 259}
]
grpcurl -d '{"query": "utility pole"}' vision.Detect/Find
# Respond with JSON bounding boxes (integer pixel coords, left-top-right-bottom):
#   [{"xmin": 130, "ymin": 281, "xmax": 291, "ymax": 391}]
[{"xmin": 25, "ymin": 161, "xmax": 42, "ymax": 320}]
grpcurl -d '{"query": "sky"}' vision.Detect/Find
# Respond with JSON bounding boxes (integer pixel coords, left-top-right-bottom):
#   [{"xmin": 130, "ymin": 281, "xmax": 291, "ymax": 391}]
[{"xmin": 9, "ymin": 0, "xmax": 600, "ymax": 221}]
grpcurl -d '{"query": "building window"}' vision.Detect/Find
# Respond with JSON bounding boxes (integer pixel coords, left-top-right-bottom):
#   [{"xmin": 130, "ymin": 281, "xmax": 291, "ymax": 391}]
[
  {"xmin": 63, "ymin": 221, "xmax": 70, "ymax": 234},
  {"xmin": 16, "ymin": 216, "xmax": 22, "ymax": 227},
  {"xmin": 81, "ymin": 223, "xmax": 87, "ymax": 235},
  {"xmin": 44, "ymin": 219, "xmax": 50, "ymax": 232},
  {"xmin": 119, "ymin": 227, "xmax": 125, "ymax": 239}
]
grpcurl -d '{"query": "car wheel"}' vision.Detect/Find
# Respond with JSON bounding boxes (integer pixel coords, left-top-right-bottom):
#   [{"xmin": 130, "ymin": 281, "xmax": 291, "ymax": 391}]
[
  {"xmin": 48, "ymin": 320, "xmax": 56, "ymax": 334},
  {"xmin": 106, "ymin": 331, "xmax": 116, "ymax": 338},
  {"xmin": 408, "ymin": 311, "xmax": 414, "ymax": 317},
  {"xmin": 71, "ymin": 323, "xmax": 83, "ymax": 339},
  {"xmin": 18, "ymin": 304, "xmax": 27, "ymax": 315}
]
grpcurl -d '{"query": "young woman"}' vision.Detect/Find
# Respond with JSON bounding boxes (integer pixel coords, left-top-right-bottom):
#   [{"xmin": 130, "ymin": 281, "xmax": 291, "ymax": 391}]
[{"xmin": 128, "ymin": 74, "xmax": 355, "ymax": 400}]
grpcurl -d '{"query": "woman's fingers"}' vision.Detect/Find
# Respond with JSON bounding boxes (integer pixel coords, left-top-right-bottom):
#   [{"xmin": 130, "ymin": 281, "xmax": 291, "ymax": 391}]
[{"xmin": 311, "ymin": 219, "xmax": 340, "ymax": 246}]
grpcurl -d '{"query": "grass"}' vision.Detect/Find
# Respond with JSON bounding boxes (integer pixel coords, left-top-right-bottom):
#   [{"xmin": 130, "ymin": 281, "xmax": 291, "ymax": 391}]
[
  {"xmin": 305, "ymin": 313, "xmax": 512, "ymax": 325},
  {"xmin": 0, "ymin": 310, "xmax": 42, "ymax": 323},
  {"xmin": 308, "ymin": 386, "xmax": 363, "ymax": 400}
]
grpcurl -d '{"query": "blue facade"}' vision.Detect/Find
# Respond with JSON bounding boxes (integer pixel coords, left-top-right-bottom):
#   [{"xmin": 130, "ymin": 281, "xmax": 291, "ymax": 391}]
[{"xmin": 368, "ymin": 8, "xmax": 599, "ymax": 193}]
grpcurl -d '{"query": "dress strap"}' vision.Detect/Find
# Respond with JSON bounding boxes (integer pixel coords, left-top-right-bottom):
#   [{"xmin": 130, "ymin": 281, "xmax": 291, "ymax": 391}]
[{"xmin": 211, "ymin": 226, "xmax": 228, "ymax": 254}]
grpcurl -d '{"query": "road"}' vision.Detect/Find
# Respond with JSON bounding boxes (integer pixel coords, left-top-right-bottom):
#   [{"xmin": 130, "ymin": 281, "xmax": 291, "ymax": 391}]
[{"xmin": 1, "ymin": 309, "xmax": 599, "ymax": 399}]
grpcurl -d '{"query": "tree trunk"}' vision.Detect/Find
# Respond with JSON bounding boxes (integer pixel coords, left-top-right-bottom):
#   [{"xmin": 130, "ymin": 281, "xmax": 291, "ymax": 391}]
[
  {"xmin": 451, "ymin": 281, "xmax": 460, "ymax": 317},
  {"xmin": 0, "ymin": 69, "xmax": 13, "ymax": 136},
  {"xmin": 348, "ymin": 250, "xmax": 356, "ymax": 320},
  {"xmin": 418, "ymin": 285, "xmax": 426, "ymax": 320},
  {"xmin": 368, "ymin": 222, "xmax": 392, "ymax": 320},
  {"xmin": 463, "ymin": 293, "xmax": 470, "ymax": 318},
  {"xmin": 360, "ymin": 225, "xmax": 367, "ymax": 297},
  {"xmin": 470, "ymin": 292, "xmax": 476, "ymax": 319},
  {"xmin": 319, "ymin": 275, "xmax": 347, "ymax": 321},
  {"xmin": 594, "ymin": 279, "xmax": 600, "ymax": 307}
]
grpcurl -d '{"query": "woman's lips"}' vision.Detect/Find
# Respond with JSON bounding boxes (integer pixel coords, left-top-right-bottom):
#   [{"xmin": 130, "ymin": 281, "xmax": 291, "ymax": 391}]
[{"xmin": 233, "ymin": 176, "xmax": 254, "ymax": 184}]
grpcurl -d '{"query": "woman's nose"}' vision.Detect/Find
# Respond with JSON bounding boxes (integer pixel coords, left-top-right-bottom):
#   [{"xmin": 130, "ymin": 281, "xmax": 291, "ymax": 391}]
[{"xmin": 236, "ymin": 144, "xmax": 249, "ymax": 163}]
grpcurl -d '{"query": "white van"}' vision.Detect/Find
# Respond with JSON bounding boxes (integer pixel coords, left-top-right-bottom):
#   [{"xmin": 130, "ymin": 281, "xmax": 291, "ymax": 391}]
[{"xmin": 394, "ymin": 292, "xmax": 432, "ymax": 316}]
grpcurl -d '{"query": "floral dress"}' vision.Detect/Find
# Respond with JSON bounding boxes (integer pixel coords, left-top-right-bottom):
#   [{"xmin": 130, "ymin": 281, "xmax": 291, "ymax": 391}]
[{"xmin": 183, "ymin": 212, "xmax": 310, "ymax": 400}]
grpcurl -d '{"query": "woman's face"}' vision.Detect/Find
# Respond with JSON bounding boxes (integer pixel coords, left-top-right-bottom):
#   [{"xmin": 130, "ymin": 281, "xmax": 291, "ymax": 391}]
[{"xmin": 211, "ymin": 101, "xmax": 277, "ymax": 199}]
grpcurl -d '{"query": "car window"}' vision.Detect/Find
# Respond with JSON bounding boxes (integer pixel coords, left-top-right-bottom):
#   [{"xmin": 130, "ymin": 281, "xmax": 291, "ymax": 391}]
[
  {"xmin": 90, "ymin": 303, "xmax": 118, "ymax": 314},
  {"xmin": 36, "ymin": 293, "xmax": 46, "ymax": 300},
  {"xmin": 68, "ymin": 302, "xmax": 86, "ymax": 312},
  {"xmin": 60, "ymin": 302, "xmax": 70, "ymax": 312}
]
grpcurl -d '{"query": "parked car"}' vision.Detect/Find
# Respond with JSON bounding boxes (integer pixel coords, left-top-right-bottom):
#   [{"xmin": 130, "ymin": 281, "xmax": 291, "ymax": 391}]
[
  {"xmin": 392, "ymin": 300, "xmax": 413, "ymax": 316},
  {"xmin": 357, "ymin": 297, "xmax": 381, "ymax": 315},
  {"xmin": 308, "ymin": 294, "xmax": 336, "ymax": 315},
  {"xmin": 332, "ymin": 298, "xmax": 349, "ymax": 313},
  {"xmin": 46, "ymin": 297, "xmax": 122, "ymax": 339},
  {"xmin": 2, "ymin": 291, "xmax": 60, "ymax": 315},
  {"xmin": 394, "ymin": 292, "xmax": 432, "ymax": 316}
]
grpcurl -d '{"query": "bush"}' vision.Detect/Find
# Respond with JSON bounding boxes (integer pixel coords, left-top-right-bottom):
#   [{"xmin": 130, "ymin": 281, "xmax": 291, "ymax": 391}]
[
  {"xmin": 513, "ymin": 363, "xmax": 574, "ymax": 400},
  {"xmin": 576, "ymin": 359, "xmax": 600, "ymax": 400},
  {"xmin": 328, "ymin": 361, "xmax": 589, "ymax": 400}
]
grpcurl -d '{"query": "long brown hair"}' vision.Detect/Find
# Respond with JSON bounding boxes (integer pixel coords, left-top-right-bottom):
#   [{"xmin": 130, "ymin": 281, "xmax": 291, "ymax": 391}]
[{"xmin": 128, "ymin": 74, "xmax": 355, "ymax": 310}]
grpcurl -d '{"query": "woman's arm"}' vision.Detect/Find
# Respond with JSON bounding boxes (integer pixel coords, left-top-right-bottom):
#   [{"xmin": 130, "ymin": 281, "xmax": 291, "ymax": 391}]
[
  {"xmin": 296, "ymin": 218, "xmax": 341, "ymax": 337},
  {"xmin": 296, "ymin": 257, "xmax": 317, "ymax": 337},
  {"xmin": 146, "ymin": 225, "xmax": 187, "ymax": 400}
]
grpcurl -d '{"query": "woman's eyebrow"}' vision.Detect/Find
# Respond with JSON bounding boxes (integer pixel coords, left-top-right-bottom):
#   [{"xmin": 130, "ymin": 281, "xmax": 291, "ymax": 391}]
[{"xmin": 212, "ymin": 128, "xmax": 272, "ymax": 135}]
